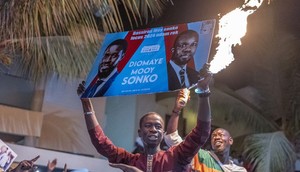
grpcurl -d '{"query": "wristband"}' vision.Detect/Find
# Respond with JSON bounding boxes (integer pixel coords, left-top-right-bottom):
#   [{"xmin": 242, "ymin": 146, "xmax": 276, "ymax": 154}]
[
  {"xmin": 84, "ymin": 111, "xmax": 94, "ymax": 115},
  {"xmin": 172, "ymin": 110, "xmax": 181, "ymax": 114},
  {"xmin": 195, "ymin": 87, "xmax": 211, "ymax": 97}
]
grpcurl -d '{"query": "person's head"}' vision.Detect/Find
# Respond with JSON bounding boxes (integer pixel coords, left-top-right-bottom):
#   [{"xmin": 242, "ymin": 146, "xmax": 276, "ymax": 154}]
[
  {"xmin": 138, "ymin": 112, "xmax": 165, "ymax": 149},
  {"xmin": 98, "ymin": 39, "xmax": 127, "ymax": 79},
  {"xmin": 171, "ymin": 30, "xmax": 199, "ymax": 66},
  {"xmin": 211, "ymin": 128, "xmax": 233, "ymax": 154},
  {"xmin": 0, "ymin": 146, "xmax": 8, "ymax": 153}
]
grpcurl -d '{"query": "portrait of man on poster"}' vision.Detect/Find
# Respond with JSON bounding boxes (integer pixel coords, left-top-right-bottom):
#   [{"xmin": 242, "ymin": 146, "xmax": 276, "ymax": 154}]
[
  {"xmin": 81, "ymin": 39, "xmax": 128, "ymax": 97},
  {"xmin": 167, "ymin": 30, "xmax": 200, "ymax": 91}
]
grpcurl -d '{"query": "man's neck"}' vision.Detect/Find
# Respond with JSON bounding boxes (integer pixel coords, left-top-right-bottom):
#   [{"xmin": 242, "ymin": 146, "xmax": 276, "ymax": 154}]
[
  {"xmin": 215, "ymin": 150, "xmax": 230, "ymax": 164},
  {"xmin": 144, "ymin": 146, "xmax": 161, "ymax": 155},
  {"xmin": 170, "ymin": 60, "xmax": 186, "ymax": 69},
  {"xmin": 98, "ymin": 68, "xmax": 118, "ymax": 81}
]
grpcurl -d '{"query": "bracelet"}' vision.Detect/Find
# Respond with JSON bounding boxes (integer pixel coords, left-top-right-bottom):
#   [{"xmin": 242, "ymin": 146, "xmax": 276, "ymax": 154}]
[
  {"xmin": 172, "ymin": 110, "xmax": 181, "ymax": 114},
  {"xmin": 84, "ymin": 111, "xmax": 94, "ymax": 115},
  {"xmin": 195, "ymin": 87, "xmax": 211, "ymax": 97}
]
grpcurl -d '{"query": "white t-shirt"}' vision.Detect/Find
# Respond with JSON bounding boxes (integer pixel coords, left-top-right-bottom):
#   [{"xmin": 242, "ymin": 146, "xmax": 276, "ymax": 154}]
[{"xmin": 0, "ymin": 152, "xmax": 9, "ymax": 168}]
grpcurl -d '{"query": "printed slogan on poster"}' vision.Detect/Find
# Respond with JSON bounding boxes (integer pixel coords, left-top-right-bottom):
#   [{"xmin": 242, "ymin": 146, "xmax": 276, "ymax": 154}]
[{"xmin": 82, "ymin": 19, "xmax": 215, "ymax": 98}]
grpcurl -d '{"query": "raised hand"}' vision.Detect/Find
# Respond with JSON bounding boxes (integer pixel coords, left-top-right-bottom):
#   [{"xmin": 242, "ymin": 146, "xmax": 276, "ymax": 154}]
[
  {"xmin": 10, "ymin": 155, "xmax": 40, "ymax": 172},
  {"xmin": 47, "ymin": 158, "xmax": 57, "ymax": 172},
  {"xmin": 197, "ymin": 63, "xmax": 213, "ymax": 90},
  {"xmin": 77, "ymin": 81, "xmax": 86, "ymax": 96}
]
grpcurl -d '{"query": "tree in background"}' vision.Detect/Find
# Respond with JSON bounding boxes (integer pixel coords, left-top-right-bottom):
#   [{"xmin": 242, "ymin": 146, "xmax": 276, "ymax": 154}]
[{"xmin": 0, "ymin": 0, "xmax": 172, "ymax": 80}]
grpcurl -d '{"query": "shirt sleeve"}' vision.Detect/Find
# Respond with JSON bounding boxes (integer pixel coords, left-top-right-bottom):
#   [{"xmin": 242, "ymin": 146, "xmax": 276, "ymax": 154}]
[
  {"xmin": 173, "ymin": 120, "xmax": 211, "ymax": 165},
  {"xmin": 88, "ymin": 125, "xmax": 133, "ymax": 163},
  {"xmin": 164, "ymin": 130, "xmax": 183, "ymax": 147}
]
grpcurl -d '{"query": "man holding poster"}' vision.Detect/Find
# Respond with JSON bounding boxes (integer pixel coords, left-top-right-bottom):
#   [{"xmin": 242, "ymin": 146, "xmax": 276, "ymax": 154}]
[
  {"xmin": 77, "ymin": 64, "xmax": 213, "ymax": 172},
  {"xmin": 167, "ymin": 30, "xmax": 200, "ymax": 91},
  {"xmin": 81, "ymin": 39, "xmax": 128, "ymax": 98}
]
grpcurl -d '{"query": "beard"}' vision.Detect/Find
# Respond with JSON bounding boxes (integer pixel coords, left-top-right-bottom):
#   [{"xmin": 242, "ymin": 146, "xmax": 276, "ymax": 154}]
[
  {"xmin": 98, "ymin": 65, "xmax": 115, "ymax": 79},
  {"xmin": 173, "ymin": 54, "xmax": 192, "ymax": 65}
]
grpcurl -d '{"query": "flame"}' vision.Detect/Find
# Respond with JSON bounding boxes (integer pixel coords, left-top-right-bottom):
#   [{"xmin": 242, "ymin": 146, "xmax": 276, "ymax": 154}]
[{"xmin": 209, "ymin": 0, "xmax": 264, "ymax": 74}]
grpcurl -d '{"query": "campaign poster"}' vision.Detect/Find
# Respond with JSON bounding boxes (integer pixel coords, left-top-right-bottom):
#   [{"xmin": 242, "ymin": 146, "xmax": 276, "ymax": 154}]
[
  {"xmin": 0, "ymin": 140, "xmax": 17, "ymax": 172},
  {"xmin": 82, "ymin": 19, "xmax": 215, "ymax": 98}
]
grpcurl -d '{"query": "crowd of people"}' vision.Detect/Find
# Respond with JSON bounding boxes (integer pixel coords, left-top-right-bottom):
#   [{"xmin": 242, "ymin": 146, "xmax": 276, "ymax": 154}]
[
  {"xmin": 77, "ymin": 63, "xmax": 212, "ymax": 172},
  {"xmin": 75, "ymin": 63, "xmax": 248, "ymax": 172},
  {"xmin": 2, "ymin": 27, "xmax": 298, "ymax": 171},
  {"xmin": 73, "ymin": 29, "xmax": 250, "ymax": 171},
  {"xmin": 3, "ymin": 63, "xmax": 300, "ymax": 171},
  {"xmin": 4, "ymin": 63, "xmax": 247, "ymax": 172}
]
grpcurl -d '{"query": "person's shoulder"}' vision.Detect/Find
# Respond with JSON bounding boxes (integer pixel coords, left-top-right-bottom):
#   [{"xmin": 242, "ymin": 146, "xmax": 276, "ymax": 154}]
[
  {"xmin": 197, "ymin": 149, "xmax": 211, "ymax": 156},
  {"xmin": 231, "ymin": 163, "xmax": 247, "ymax": 172},
  {"xmin": 198, "ymin": 148, "xmax": 209, "ymax": 153}
]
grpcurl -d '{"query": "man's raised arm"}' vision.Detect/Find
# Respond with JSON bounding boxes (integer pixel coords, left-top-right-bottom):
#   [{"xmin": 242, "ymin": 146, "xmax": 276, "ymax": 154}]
[
  {"xmin": 165, "ymin": 64, "xmax": 212, "ymax": 147},
  {"xmin": 77, "ymin": 81, "xmax": 99, "ymax": 130}
]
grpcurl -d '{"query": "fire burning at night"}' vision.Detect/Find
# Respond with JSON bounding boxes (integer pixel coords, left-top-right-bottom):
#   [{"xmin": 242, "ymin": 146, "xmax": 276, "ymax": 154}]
[{"xmin": 209, "ymin": 0, "xmax": 265, "ymax": 74}]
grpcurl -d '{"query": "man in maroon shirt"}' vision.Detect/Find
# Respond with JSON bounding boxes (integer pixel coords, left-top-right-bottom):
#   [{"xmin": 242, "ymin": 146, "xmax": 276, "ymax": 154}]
[{"xmin": 77, "ymin": 65, "xmax": 212, "ymax": 172}]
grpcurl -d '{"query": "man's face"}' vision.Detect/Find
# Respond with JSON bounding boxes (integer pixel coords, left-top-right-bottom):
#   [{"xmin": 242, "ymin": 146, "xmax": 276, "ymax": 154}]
[
  {"xmin": 172, "ymin": 34, "xmax": 198, "ymax": 65},
  {"xmin": 0, "ymin": 146, "xmax": 7, "ymax": 153},
  {"xmin": 98, "ymin": 44, "xmax": 123, "ymax": 78},
  {"xmin": 211, "ymin": 128, "xmax": 233, "ymax": 154},
  {"xmin": 138, "ymin": 113, "xmax": 164, "ymax": 148}
]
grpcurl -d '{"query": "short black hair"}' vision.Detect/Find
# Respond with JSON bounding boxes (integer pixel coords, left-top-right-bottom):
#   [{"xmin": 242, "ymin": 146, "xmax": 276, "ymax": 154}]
[
  {"xmin": 106, "ymin": 39, "xmax": 128, "ymax": 53},
  {"xmin": 173, "ymin": 30, "xmax": 199, "ymax": 46},
  {"xmin": 139, "ymin": 112, "xmax": 163, "ymax": 128}
]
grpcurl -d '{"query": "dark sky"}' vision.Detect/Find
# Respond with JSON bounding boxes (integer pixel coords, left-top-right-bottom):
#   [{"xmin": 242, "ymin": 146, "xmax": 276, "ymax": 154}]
[{"xmin": 151, "ymin": 0, "xmax": 300, "ymax": 37}]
